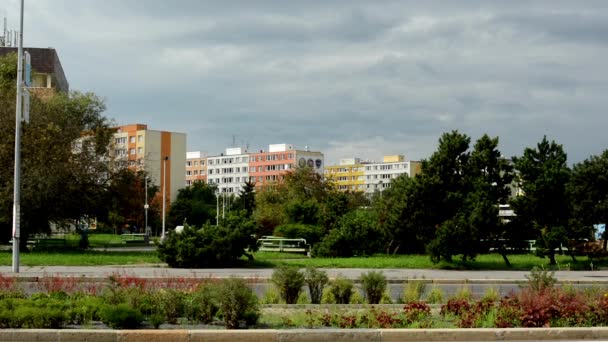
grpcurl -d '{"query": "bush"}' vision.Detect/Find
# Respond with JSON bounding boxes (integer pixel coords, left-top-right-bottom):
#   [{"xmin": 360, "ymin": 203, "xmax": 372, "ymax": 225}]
[
  {"xmin": 403, "ymin": 301, "xmax": 432, "ymax": 324},
  {"xmin": 261, "ymin": 285, "xmax": 282, "ymax": 304},
  {"xmin": 314, "ymin": 210, "xmax": 382, "ymax": 257},
  {"xmin": 402, "ymin": 279, "xmax": 426, "ymax": 303},
  {"xmin": 157, "ymin": 211, "xmax": 257, "ymax": 268},
  {"xmin": 525, "ymin": 266, "xmax": 556, "ymax": 292},
  {"xmin": 274, "ymin": 223, "xmax": 324, "ymax": 245},
  {"xmin": 185, "ymin": 284, "xmax": 218, "ymax": 324},
  {"xmin": 304, "ymin": 267, "xmax": 328, "ymax": 304},
  {"xmin": 216, "ymin": 278, "xmax": 259, "ymax": 329},
  {"xmin": 99, "ymin": 303, "xmax": 143, "ymax": 329},
  {"xmin": 70, "ymin": 296, "xmax": 104, "ymax": 325},
  {"xmin": 360, "ymin": 271, "xmax": 387, "ymax": 304},
  {"xmin": 425, "ymin": 285, "xmax": 444, "ymax": 304},
  {"xmin": 157, "ymin": 289, "xmax": 185, "ymax": 324},
  {"xmin": 329, "ymin": 276, "xmax": 353, "ymax": 304},
  {"xmin": 271, "ymin": 266, "xmax": 305, "ymax": 304}
]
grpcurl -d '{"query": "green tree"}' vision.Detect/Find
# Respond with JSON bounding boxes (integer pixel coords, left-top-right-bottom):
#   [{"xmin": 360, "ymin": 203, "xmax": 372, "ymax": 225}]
[
  {"xmin": 167, "ymin": 181, "xmax": 217, "ymax": 229},
  {"xmin": 568, "ymin": 149, "xmax": 608, "ymax": 248},
  {"xmin": 315, "ymin": 209, "xmax": 382, "ymax": 257},
  {"xmin": 234, "ymin": 181, "xmax": 256, "ymax": 217},
  {"xmin": 511, "ymin": 136, "xmax": 571, "ymax": 265},
  {"xmin": 0, "ymin": 53, "xmax": 113, "ymax": 245}
]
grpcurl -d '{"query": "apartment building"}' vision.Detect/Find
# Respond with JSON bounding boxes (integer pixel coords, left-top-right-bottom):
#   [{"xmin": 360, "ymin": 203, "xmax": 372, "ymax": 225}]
[
  {"xmin": 206, "ymin": 147, "xmax": 250, "ymax": 194},
  {"xmin": 363, "ymin": 155, "xmax": 421, "ymax": 195},
  {"xmin": 250, "ymin": 144, "xmax": 324, "ymax": 190},
  {"xmin": 324, "ymin": 155, "xmax": 422, "ymax": 194},
  {"xmin": 185, "ymin": 151, "xmax": 207, "ymax": 186},
  {"xmin": 111, "ymin": 124, "xmax": 186, "ymax": 203},
  {"xmin": 0, "ymin": 47, "xmax": 69, "ymax": 98},
  {"xmin": 324, "ymin": 158, "xmax": 365, "ymax": 192}
]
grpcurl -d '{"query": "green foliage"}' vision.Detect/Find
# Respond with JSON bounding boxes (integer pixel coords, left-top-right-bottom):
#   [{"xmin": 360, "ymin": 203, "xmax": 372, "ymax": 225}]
[
  {"xmin": 271, "ymin": 266, "xmax": 305, "ymax": 304},
  {"xmin": 216, "ymin": 278, "xmax": 259, "ymax": 329},
  {"xmin": 99, "ymin": 303, "xmax": 143, "ymax": 329},
  {"xmin": 329, "ymin": 276, "xmax": 354, "ymax": 304},
  {"xmin": 274, "ymin": 223, "xmax": 324, "ymax": 245},
  {"xmin": 524, "ymin": 266, "xmax": 557, "ymax": 292},
  {"xmin": 234, "ymin": 181, "xmax": 256, "ymax": 217},
  {"xmin": 402, "ymin": 279, "xmax": 426, "ymax": 303},
  {"xmin": 260, "ymin": 285, "xmax": 282, "ymax": 304},
  {"xmin": 168, "ymin": 181, "xmax": 217, "ymax": 228},
  {"xmin": 425, "ymin": 286, "xmax": 444, "ymax": 304},
  {"xmin": 360, "ymin": 271, "xmax": 387, "ymax": 304},
  {"xmin": 70, "ymin": 296, "xmax": 104, "ymax": 325},
  {"xmin": 315, "ymin": 209, "xmax": 382, "ymax": 257},
  {"xmin": 304, "ymin": 267, "xmax": 329, "ymax": 304},
  {"xmin": 157, "ymin": 289, "xmax": 185, "ymax": 324},
  {"xmin": 511, "ymin": 136, "xmax": 571, "ymax": 265},
  {"xmin": 184, "ymin": 283, "xmax": 218, "ymax": 324},
  {"xmin": 157, "ymin": 211, "xmax": 257, "ymax": 268}
]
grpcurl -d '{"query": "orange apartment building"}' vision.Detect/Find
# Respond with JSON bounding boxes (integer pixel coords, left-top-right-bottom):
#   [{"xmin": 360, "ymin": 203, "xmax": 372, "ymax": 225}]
[{"xmin": 185, "ymin": 151, "xmax": 207, "ymax": 186}]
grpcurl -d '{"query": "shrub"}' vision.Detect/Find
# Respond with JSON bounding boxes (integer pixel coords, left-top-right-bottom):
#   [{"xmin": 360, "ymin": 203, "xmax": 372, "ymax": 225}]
[
  {"xmin": 296, "ymin": 291, "xmax": 310, "ymax": 304},
  {"xmin": 157, "ymin": 212, "xmax": 257, "ymax": 268},
  {"xmin": 70, "ymin": 296, "xmax": 104, "ymax": 325},
  {"xmin": 350, "ymin": 290, "xmax": 365, "ymax": 304},
  {"xmin": 525, "ymin": 266, "xmax": 557, "ymax": 292},
  {"xmin": 330, "ymin": 276, "xmax": 353, "ymax": 304},
  {"xmin": 99, "ymin": 303, "xmax": 143, "ymax": 329},
  {"xmin": 184, "ymin": 284, "xmax": 219, "ymax": 323},
  {"xmin": 216, "ymin": 278, "xmax": 259, "ymax": 329},
  {"xmin": 380, "ymin": 290, "xmax": 393, "ymax": 304},
  {"xmin": 321, "ymin": 287, "xmax": 336, "ymax": 304},
  {"xmin": 402, "ymin": 279, "xmax": 426, "ymax": 303},
  {"xmin": 271, "ymin": 266, "xmax": 305, "ymax": 304},
  {"xmin": 425, "ymin": 285, "xmax": 444, "ymax": 304},
  {"xmin": 440, "ymin": 298, "xmax": 471, "ymax": 317},
  {"xmin": 274, "ymin": 223, "xmax": 324, "ymax": 245},
  {"xmin": 482, "ymin": 287, "xmax": 500, "ymax": 302},
  {"xmin": 454, "ymin": 283, "xmax": 472, "ymax": 301},
  {"xmin": 403, "ymin": 301, "xmax": 431, "ymax": 324},
  {"xmin": 157, "ymin": 289, "xmax": 185, "ymax": 324},
  {"xmin": 304, "ymin": 267, "xmax": 328, "ymax": 304},
  {"xmin": 314, "ymin": 210, "xmax": 382, "ymax": 257},
  {"xmin": 360, "ymin": 271, "xmax": 387, "ymax": 304}
]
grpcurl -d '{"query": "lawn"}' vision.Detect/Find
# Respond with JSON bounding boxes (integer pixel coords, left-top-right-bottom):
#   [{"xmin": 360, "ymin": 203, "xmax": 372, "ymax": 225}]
[
  {"xmin": 0, "ymin": 250, "xmax": 161, "ymax": 266},
  {"xmin": 0, "ymin": 247, "xmax": 604, "ymax": 270}
]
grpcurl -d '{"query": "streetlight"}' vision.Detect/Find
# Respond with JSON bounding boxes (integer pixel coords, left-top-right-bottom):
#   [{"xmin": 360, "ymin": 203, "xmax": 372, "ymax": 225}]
[
  {"xmin": 12, "ymin": 0, "xmax": 25, "ymax": 274},
  {"xmin": 161, "ymin": 156, "xmax": 169, "ymax": 240},
  {"xmin": 144, "ymin": 176, "xmax": 149, "ymax": 243},
  {"xmin": 215, "ymin": 188, "xmax": 219, "ymax": 226}
]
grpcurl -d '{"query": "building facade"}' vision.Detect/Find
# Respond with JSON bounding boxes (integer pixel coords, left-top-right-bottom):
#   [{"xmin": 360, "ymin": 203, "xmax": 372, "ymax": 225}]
[
  {"xmin": 324, "ymin": 155, "xmax": 422, "ymax": 194},
  {"xmin": 185, "ymin": 151, "xmax": 207, "ymax": 186},
  {"xmin": 206, "ymin": 147, "xmax": 250, "ymax": 194},
  {"xmin": 111, "ymin": 124, "xmax": 186, "ymax": 204},
  {"xmin": 0, "ymin": 47, "xmax": 69, "ymax": 98}
]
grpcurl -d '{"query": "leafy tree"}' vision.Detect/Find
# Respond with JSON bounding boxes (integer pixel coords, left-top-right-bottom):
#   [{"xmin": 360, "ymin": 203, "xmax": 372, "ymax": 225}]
[
  {"xmin": 511, "ymin": 136, "xmax": 571, "ymax": 265},
  {"xmin": 167, "ymin": 181, "xmax": 217, "ymax": 229},
  {"xmin": 568, "ymin": 149, "xmax": 608, "ymax": 248},
  {"xmin": 315, "ymin": 209, "xmax": 382, "ymax": 257},
  {"xmin": 0, "ymin": 53, "xmax": 113, "ymax": 245}
]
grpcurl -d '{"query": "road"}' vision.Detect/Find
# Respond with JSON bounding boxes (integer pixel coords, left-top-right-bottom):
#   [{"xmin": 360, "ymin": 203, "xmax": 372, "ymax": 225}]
[{"xmin": 1, "ymin": 265, "xmax": 608, "ymax": 283}]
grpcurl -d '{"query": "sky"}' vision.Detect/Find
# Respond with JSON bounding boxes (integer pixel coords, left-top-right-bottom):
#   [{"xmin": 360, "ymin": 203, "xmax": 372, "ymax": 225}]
[{"xmin": 2, "ymin": 0, "xmax": 607, "ymax": 164}]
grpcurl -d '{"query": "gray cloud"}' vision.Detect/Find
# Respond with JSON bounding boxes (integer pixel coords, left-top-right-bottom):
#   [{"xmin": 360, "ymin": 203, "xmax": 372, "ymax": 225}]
[{"xmin": 2, "ymin": 0, "xmax": 607, "ymax": 165}]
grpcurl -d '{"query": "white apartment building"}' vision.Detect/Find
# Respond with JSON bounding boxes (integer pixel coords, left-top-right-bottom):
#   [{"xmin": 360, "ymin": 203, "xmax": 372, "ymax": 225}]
[
  {"xmin": 206, "ymin": 147, "xmax": 250, "ymax": 194},
  {"xmin": 363, "ymin": 155, "xmax": 421, "ymax": 195}
]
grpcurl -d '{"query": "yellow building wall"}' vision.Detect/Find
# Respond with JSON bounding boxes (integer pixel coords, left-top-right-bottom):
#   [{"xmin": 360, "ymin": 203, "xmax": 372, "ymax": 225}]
[{"xmin": 325, "ymin": 164, "xmax": 365, "ymax": 192}]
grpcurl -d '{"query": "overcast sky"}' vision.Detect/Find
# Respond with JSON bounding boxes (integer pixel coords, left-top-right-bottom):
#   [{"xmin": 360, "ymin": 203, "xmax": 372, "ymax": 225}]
[{"xmin": 2, "ymin": 0, "xmax": 607, "ymax": 164}]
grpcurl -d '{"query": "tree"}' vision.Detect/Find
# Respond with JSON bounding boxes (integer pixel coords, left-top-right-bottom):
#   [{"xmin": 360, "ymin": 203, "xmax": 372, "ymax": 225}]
[
  {"xmin": 568, "ymin": 149, "xmax": 608, "ymax": 248},
  {"xmin": 233, "ymin": 181, "xmax": 256, "ymax": 217},
  {"xmin": 315, "ymin": 209, "xmax": 382, "ymax": 257},
  {"xmin": 167, "ymin": 181, "xmax": 217, "ymax": 229},
  {"xmin": 511, "ymin": 136, "xmax": 571, "ymax": 265},
  {"xmin": 0, "ymin": 53, "xmax": 113, "ymax": 246}
]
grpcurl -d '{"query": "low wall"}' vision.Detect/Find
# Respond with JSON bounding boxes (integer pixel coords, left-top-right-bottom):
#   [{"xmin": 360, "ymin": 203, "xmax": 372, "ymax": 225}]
[{"xmin": 2, "ymin": 328, "xmax": 608, "ymax": 342}]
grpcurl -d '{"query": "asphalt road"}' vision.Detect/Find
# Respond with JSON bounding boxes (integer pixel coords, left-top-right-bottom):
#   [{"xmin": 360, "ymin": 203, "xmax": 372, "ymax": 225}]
[{"xmin": 1, "ymin": 265, "xmax": 608, "ymax": 283}]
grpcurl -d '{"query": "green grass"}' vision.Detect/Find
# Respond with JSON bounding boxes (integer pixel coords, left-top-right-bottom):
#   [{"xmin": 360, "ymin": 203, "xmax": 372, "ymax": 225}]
[
  {"xmin": 251, "ymin": 252, "xmax": 606, "ymax": 270},
  {"xmin": 0, "ymin": 250, "xmax": 161, "ymax": 266}
]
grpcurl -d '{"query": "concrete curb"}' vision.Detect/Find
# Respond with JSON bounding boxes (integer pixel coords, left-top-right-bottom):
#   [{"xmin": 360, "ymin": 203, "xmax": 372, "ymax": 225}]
[{"xmin": 2, "ymin": 328, "xmax": 608, "ymax": 342}]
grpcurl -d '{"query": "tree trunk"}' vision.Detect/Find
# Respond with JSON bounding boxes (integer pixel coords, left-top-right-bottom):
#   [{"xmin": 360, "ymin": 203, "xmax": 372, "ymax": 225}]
[
  {"xmin": 548, "ymin": 251, "xmax": 557, "ymax": 265},
  {"xmin": 500, "ymin": 250, "xmax": 512, "ymax": 267}
]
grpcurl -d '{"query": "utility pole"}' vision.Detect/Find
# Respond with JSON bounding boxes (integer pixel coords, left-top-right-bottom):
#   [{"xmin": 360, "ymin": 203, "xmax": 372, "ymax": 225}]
[
  {"xmin": 144, "ymin": 176, "xmax": 149, "ymax": 242},
  {"xmin": 216, "ymin": 189, "xmax": 219, "ymax": 226},
  {"xmin": 161, "ymin": 156, "xmax": 169, "ymax": 240},
  {"xmin": 12, "ymin": 0, "xmax": 24, "ymax": 274}
]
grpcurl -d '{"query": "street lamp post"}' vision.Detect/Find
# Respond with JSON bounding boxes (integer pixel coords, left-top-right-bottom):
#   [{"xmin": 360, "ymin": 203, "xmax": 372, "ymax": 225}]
[
  {"xmin": 161, "ymin": 156, "xmax": 169, "ymax": 240},
  {"xmin": 144, "ymin": 176, "xmax": 149, "ymax": 243},
  {"xmin": 216, "ymin": 189, "xmax": 219, "ymax": 226},
  {"xmin": 12, "ymin": 0, "xmax": 24, "ymax": 274}
]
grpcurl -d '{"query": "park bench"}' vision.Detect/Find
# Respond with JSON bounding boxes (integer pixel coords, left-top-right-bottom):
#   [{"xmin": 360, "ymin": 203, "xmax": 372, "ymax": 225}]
[
  {"xmin": 257, "ymin": 236, "xmax": 310, "ymax": 255},
  {"xmin": 120, "ymin": 233, "xmax": 148, "ymax": 244}
]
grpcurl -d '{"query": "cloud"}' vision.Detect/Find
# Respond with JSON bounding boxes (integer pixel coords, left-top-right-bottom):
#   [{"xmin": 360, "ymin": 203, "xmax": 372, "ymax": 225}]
[{"xmin": 2, "ymin": 0, "xmax": 607, "ymax": 164}]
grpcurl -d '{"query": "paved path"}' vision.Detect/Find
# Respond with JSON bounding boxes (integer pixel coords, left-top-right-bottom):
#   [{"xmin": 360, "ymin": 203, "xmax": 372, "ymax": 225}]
[{"xmin": 2, "ymin": 266, "xmax": 608, "ymax": 282}]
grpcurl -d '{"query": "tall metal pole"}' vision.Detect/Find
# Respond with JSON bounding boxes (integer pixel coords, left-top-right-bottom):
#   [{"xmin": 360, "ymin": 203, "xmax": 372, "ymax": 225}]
[
  {"xmin": 161, "ymin": 156, "xmax": 168, "ymax": 240},
  {"xmin": 144, "ymin": 176, "xmax": 148, "ymax": 236},
  {"xmin": 216, "ymin": 190, "xmax": 219, "ymax": 226},
  {"xmin": 12, "ymin": 0, "xmax": 24, "ymax": 274},
  {"xmin": 222, "ymin": 191, "xmax": 225, "ymax": 219}
]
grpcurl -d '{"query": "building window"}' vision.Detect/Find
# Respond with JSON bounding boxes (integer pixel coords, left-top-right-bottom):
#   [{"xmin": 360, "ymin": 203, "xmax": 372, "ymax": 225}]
[
  {"xmin": 194, "ymin": 161, "xmax": 198, "ymax": 166},
  {"xmin": 201, "ymin": 160, "xmax": 205, "ymax": 166},
  {"xmin": 186, "ymin": 161, "xmax": 192, "ymax": 167},
  {"xmin": 129, "ymin": 148, "xmax": 136, "ymax": 155},
  {"xmin": 129, "ymin": 136, "xmax": 136, "ymax": 143},
  {"xmin": 137, "ymin": 135, "xmax": 143, "ymax": 143},
  {"xmin": 193, "ymin": 170, "xmax": 198, "ymax": 175},
  {"xmin": 137, "ymin": 147, "xmax": 143, "ymax": 155}
]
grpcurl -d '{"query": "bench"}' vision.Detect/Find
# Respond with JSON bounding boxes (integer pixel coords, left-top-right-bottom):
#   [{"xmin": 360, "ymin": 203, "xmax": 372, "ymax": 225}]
[
  {"xmin": 120, "ymin": 233, "xmax": 148, "ymax": 244},
  {"xmin": 257, "ymin": 236, "xmax": 310, "ymax": 255}
]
